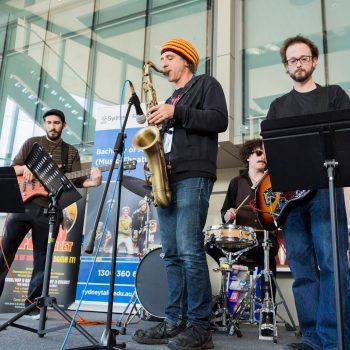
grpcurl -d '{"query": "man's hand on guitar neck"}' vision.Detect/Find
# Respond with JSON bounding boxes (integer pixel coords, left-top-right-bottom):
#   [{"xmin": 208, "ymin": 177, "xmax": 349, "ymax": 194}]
[
  {"xmin": 82, "ymin": 167, "xmax": 102, "ymax": 188},
  {"xmin": 14, "ymin": 165, "xmax": 34, "ymax": 182}
]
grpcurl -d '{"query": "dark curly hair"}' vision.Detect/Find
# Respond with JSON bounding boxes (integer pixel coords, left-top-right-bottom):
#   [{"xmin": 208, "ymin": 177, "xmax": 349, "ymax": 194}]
[
  {"xmin": 280, "ymin": 35, "xmax": 319, "ymax": 64},
  {"xmin": 240, "ymin": 139, "xmax": 263, "ymax": 167}
]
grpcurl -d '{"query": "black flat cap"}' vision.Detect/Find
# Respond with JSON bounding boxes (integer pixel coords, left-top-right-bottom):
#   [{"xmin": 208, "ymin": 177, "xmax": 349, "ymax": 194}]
[{"xmin": 42, "ymin": 109, "xmax": 66, "ymax": 123}]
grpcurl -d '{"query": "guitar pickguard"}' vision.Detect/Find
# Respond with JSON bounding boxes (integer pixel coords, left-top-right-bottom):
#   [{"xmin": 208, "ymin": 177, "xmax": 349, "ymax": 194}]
[
  {"xmin": 255, "ymin": 171, "xmax": 310, "ymax": 230},
  {"xmin": 263, "ymin": 189, "xmax": 287, "ymax": 218}
]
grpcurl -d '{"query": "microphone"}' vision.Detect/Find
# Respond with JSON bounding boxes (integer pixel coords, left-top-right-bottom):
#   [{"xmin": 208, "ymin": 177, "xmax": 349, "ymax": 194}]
[{"xmin": 129, "ymin": 81, "xmax": 146, "ymax": 124}]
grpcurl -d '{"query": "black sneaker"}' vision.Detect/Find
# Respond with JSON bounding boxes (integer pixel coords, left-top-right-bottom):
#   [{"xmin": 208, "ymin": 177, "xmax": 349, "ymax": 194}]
[
  {"xmin": 168, "ymin": 325, "xmax": 214, "ymax": 350},
  {"xmin": 260, "ymin": 312, "xmax": 274, "ymax": 337},
  {"xmin": 133, "ymin": 321, "xmax": 186, "ymax": 344}
]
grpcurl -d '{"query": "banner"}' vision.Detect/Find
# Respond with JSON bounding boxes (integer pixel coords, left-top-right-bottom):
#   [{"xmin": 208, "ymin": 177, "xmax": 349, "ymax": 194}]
[
  {"xmin": 74, "ymin": 105, "xmax": 160, "ymax": 312},
  {"xmin": 0, "ymin": 190, "xmax": 86, "ymax": 312}
]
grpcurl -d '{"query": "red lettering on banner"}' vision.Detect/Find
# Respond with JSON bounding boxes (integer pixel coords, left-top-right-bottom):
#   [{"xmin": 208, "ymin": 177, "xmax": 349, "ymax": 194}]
[
  {"xmin": 18, "ymin": 235, "xmax": 33, "ymax": 251},
  {"xmin": 54, "ymin": 241, "xmax": 73, "ymax": 252}
]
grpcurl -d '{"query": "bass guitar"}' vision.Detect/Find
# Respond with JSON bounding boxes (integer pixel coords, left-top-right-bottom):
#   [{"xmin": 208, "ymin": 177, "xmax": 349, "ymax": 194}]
[
  {"xmin": 17, "ymin": 160, "xmax": 137, "ymax": 203},
  {"xmin": 254, "ymin": 171, "xmax": 310, "ymax": 230}
]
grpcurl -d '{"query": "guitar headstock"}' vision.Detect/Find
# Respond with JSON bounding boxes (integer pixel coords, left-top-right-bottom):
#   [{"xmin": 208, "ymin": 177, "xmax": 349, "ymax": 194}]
[{"xmin": 122, "ymin": 159, "xmax": 137, "ymax": 170}]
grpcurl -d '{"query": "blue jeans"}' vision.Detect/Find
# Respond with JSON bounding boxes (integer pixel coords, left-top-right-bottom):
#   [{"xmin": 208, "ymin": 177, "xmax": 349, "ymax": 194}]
[
  {"xmin": 157, "ymin": 177, "xmax": 214, "ymax": 329},
  {"xmin": 283, "ymin": 188, "xmax": 350, "ymax": 350}
]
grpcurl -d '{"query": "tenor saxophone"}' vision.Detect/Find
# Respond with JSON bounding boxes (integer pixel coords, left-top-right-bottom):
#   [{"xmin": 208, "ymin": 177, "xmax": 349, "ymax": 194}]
[{"xmin": 132, "ymin": 61, "xmax": 172, "ymax": 208}]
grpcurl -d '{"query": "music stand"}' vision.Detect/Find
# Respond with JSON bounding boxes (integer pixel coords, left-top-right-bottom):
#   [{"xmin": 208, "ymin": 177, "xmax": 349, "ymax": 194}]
[
  {"xmin": 0, "ymin": 143, "xmax": 98, "ymax": 346},
  {"xmin": 0, "ymin": 167, "xmax": 24, "ymax": 213},
  {"xmin": 261, "ymin": 108, "xmax": 350, "ymax": 350}
]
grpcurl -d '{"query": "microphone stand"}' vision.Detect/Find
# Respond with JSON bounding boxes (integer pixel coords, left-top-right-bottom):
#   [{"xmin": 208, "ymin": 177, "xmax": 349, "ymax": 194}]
[{"xmin": 73, "ymin": 94, "xmax": 139, "ymax": 350}]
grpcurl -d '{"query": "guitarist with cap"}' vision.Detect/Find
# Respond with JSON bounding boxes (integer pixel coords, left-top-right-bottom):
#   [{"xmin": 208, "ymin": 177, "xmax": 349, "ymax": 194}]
[{"xmin": 0, "ymin": 109, "xmax": 102, "ymax": 318}]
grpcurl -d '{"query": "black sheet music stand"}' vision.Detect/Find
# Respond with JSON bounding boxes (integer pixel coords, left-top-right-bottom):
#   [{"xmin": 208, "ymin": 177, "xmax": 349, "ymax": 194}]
[
  {"xmin": 0, "ymin": 143, "xmax": 98, "ymax": 346},
  {"xmin": 261, "ymin": 108, "xmax": 350, "ymax": 350},
  {"xmin": 0, "ymin": 167, "xmax": 24, "ymax": 213}
]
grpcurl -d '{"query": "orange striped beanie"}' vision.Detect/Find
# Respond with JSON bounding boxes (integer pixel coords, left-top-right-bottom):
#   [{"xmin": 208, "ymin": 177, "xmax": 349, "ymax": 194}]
[{"xmin": 160, "ymin": 38, "xmax": 199, "ymax": 71}]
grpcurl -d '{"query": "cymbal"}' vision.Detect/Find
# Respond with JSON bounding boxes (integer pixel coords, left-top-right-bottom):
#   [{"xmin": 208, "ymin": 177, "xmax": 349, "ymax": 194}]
[{"xmin": 122, "ymin": 175, "xmax": 151, "ymax": 198}]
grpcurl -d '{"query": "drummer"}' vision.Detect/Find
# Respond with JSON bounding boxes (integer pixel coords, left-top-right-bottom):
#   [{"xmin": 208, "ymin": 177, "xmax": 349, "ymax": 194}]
[{"xmin": 219, "ymin": 138, "xmax": 279, "ymax": 332}]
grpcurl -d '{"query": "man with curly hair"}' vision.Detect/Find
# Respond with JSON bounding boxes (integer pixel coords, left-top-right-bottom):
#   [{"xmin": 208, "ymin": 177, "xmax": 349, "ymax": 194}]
[{"xmin": 220, "ymin": 138, "xmax": 279, "ymax": 336}]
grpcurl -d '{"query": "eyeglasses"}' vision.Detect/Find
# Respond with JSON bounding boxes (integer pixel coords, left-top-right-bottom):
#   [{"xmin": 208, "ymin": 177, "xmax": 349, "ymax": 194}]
[
  {"xmin": 251, "ymin": 150, "xmax": 264, "ymax": 157},
  {"xmin": 285, "ymin": 55, "xmax": 312, "ymax": 66}
]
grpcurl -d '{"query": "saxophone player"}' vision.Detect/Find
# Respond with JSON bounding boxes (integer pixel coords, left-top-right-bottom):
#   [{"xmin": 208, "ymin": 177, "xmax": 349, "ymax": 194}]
[{"xmin": 133, "ymin": 38, "xmax": 228, "ymax": 349}]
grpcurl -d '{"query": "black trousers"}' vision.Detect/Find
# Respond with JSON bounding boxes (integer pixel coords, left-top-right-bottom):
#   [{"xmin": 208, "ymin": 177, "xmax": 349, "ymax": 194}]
[{"xmin": 0, "ymin": 202, "xmax": 61, "ymax": 307}]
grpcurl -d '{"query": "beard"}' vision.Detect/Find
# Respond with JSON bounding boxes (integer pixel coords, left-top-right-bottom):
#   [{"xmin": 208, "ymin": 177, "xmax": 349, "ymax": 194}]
[
  {"xmin": 289, "ymin": 65, "xmax": 315, "ymax": 83},
  {"xmin": 46, "ymin": 129, "xmax": 63, "ymax": 141}
]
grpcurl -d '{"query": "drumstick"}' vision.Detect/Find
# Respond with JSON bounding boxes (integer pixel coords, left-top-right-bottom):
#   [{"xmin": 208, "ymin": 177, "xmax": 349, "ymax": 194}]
[
  {"xmin": 233, "ymin": 194, "xmax": 250, "ymax": 225},
  {"xmin": 236, "ymin": 194, "xmax": 250, "ymax": 211}
]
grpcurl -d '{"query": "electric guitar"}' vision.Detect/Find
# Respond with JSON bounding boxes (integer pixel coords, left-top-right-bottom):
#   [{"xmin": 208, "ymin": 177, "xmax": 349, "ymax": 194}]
[
  {"xmin": 17, "ymin": 160, "xmax": 137, "ymax": 203},
  {"xmin": 254, "ymin": 171, "xmax": 310, "ymax": 230}
]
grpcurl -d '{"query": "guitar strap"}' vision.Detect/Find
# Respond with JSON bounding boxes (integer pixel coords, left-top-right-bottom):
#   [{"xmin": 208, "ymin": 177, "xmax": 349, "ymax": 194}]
[{"xmin": 61, "ymin": 141, "xmax": 69, "ymax": 173}]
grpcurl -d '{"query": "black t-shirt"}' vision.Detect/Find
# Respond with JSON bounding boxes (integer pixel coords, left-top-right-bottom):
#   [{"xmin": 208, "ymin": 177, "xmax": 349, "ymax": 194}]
[{"xmin": 267, "ymin": 84, "xmax": 350, "ymax": 119}]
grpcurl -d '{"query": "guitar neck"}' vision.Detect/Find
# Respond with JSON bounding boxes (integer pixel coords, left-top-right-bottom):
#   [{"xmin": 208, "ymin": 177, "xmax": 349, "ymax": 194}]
[
  {"xmin": 65, "ymin": 165, "xmax": 110, "ymax": 180},
  {"xmin": 65, "ymin": 160, "xmax": 136, "ymax": 180}
]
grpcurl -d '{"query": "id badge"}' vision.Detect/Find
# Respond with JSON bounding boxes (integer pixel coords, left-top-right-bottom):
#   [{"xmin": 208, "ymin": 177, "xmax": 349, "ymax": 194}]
[{"xmin": 163, "ymin": 127, "xmax": 174, "ymax": 154}]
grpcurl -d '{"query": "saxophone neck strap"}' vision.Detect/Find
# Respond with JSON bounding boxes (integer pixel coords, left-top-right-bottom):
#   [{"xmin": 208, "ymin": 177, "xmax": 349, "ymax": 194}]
[{"xmin": 169, "ymin": 74, "xmax": 199, "ymax": 105}]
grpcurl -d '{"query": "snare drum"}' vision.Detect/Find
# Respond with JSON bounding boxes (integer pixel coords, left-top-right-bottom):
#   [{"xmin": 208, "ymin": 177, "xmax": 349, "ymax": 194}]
[
  {"xmin": 135, "ymin": 248, "xmax": 222, "ymax": 318},
  {"xmin": 206, "ymin": 224, "xmax": 256, "ymax": 249}
]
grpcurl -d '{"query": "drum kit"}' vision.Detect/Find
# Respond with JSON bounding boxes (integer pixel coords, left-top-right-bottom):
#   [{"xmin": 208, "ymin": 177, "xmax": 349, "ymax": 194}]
[{"xmin": 118, "ymin": 176, "xmax": 296, "ymax": 341}]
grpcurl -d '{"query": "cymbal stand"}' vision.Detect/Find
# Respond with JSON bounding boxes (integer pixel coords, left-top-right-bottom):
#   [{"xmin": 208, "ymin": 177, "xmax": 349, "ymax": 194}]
[
  {"xmin": 142, "ymin": 195, "xmax": 152, "ymax": 255},
  {"xmin": 117, "ymin": 290, "xmax": 144, "ymax": 334},
  {"xmin": 259, "ymin": 230, "xmax": 297, "ymax": 342},
  {"xmin": 258, "ymin": 229, "xmax": 277, "ymax": 341}
]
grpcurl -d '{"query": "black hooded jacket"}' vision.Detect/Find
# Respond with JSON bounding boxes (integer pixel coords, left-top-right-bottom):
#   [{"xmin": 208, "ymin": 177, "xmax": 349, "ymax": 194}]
[{"xmin": 163, "ymin": 74, "xmax": 228, "ymax": 182}]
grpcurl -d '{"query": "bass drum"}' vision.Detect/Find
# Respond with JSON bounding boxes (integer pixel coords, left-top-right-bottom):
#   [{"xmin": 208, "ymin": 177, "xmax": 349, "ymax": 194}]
[{"xmin": 135, "ymin": 247, "xmax": 222, "ymax": 319}]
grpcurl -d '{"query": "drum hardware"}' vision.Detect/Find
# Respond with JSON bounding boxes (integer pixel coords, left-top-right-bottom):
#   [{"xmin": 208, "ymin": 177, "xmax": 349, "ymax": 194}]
[
  {"xmin": 227, "ymin": 230, "xmax": 297, "ymax": 343},
  {"xmin": 142, "ymin": 195, "xmax": 153, "ymax": 254},
  {"xmin": 206, "ymin": 224, "xmax": 257, "ymax": 249},
  {"xmin": 210, "ymin": 265, "xmax": 232, "ymax": 333},
  {"xmin": 210, "ymin": 242, "xmax": 258, "ymax": 336},
  {"xmin": 122, "ymin": 175, "xmax": 151, "ymax": 198},
  {"xmin": 117, "ymin": 290, "xmax": 143, "ymax": 334}
]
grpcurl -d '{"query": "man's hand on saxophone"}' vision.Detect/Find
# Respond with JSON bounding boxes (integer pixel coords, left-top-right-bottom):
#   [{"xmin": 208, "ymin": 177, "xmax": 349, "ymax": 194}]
[{"xmin": 147, "ymin": 103, "xmax": 175, "ymax": 124}]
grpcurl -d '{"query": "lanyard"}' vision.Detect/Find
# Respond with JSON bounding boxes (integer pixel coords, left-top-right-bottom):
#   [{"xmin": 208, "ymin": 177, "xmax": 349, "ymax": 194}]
[{"xmin": 170, "ymin": 94, "xmax": 181, "ymax": 105}]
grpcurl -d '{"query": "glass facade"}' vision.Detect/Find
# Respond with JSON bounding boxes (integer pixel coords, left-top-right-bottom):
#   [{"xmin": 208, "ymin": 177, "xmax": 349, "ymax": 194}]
[
  {"xmin": 0, "ymin": 0, "xmax": 211, "ymax": 165},
  {"xmin": 242, "ymin": 0, "xmax": 350, "ymax": 138},
  {"xmin": 1, "ymin": 0, "xmax": 350, "ymax": 162}
]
